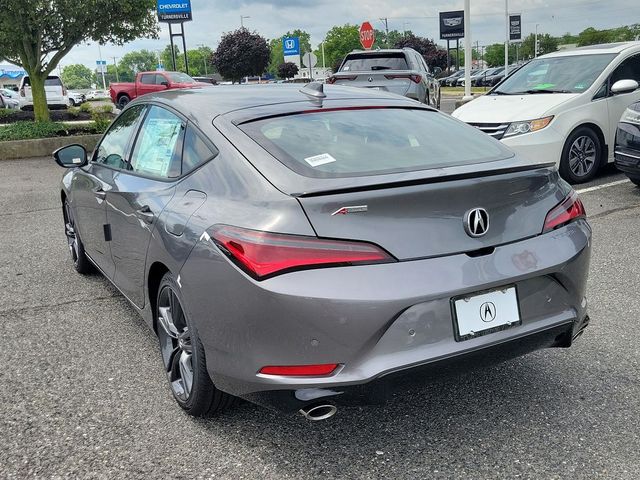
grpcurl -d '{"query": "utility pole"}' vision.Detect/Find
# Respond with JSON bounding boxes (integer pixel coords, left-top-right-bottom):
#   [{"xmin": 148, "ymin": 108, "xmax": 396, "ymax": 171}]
[
  {"xmin": 504, "ymin": 0, "xmax": 509, "ymax": 76},
  {"xmin": 535, "ymin": 23, "xmax": 540, "ymax": 57},
  {"xmin": 112, "ymin": 57, "xmax": 119, "ymax": 82},
  {"xmin": 97, "ymin": 44, "xmax": 106, "ymax": 91},
  {"xmin": 197, "ymin": 44, "xmax": 208, "ymax": 75},
  {"xmin": 240, "ymin": 15, "xmax": 250, "ymax": 27},
  {"xmin": 379, "ymin": 18, "xmax": 389, "ymax": 47},
  {"xmin": 321, "ymin": 42, "xmax": 326, "ymax": 76}
]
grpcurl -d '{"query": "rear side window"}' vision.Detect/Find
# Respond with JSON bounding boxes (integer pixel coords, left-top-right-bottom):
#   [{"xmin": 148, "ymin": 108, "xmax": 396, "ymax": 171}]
[
  {"xmin": 182, "ymin": 125, "xmax": 218, "ymax": 174},
  {"xmin": 240, "ymin": 108, "xmax": 511, "ymax": 178},
  {"xmin": 341, "ymin": 53, "xmax": 409, "ymax": 72},
  {"xmin": 140, "ymin": 74, "xmax": 155, "ymax": 85},
  {"xmin": 45, "ymin": 77, "xmax": 62, "ymax": 86}
]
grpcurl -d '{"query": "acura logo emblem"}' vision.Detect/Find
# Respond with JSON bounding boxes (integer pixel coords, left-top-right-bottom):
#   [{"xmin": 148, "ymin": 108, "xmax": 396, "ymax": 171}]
[
  {"xmin": 479, "ymin": 302, "xmax": 496, "ymax": 322},
  {"xmin": 368, "ymin": 77, "xmax": 373, "ymax": 82},
  {"xmin": 464, "ymin": 208, "xmax": 489, "ymax": 237}
]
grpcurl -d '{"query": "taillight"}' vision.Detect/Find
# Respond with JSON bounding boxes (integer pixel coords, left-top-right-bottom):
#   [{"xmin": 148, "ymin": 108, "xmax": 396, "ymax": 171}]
[
  {"xmin": 259, "ymin": 364, "xmax": 339, "ymax": 376},
  {"xmin": 384, "ymin": 74, "xmax": 422, "ymax": 83},
  {"xmin": 62, "ymin": 87, "xmax": 67, "ymax": 96},
  {"xmin": 209, "ymin": 224, "xmax": 395, "ymax": 280},
  {"xmin": 543, "ymin": 191, "xmax": 586, "ymax": 233}
]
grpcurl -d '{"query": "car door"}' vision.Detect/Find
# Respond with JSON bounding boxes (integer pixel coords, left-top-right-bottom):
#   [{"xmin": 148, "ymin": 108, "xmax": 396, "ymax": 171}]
[
  {"xmin": 71, "ymin": 104, "xmax": 147, "ymax": 278},
  {"xmin": 137, "ymin": 73, "xmax": 164, "ymax": 97},
  {"xmin": 106, "ymin": 104, "xmax": 184, "ymax": 308},
  {"xmin": 606, "ymin": 53, "xmax": 640, "ymax": 158}
]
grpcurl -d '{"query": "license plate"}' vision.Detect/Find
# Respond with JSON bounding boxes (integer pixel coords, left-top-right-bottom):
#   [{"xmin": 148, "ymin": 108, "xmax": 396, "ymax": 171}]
[{"xmin": 453, "ymin": 287, "xmax": 520, "ymax": 340}]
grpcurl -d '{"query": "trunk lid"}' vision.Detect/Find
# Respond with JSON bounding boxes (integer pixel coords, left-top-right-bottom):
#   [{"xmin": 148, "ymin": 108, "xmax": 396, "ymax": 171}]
[
  {"xmin": 332, "ymin": 70, "xmax": 415, "ymax": 97},
  {"xmin": 297, "ymin": 166, "xmax": 569, "ymax": 259}
]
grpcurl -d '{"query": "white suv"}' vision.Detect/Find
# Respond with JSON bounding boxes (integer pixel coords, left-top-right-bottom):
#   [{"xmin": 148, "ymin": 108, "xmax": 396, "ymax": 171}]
[
  {"xmin": 453, "ymin": 42, "xmax": 640, "ymax": 183},
  {"xmin": 18, "ymin": 75, "xmax": 69, "ymax": 111}
]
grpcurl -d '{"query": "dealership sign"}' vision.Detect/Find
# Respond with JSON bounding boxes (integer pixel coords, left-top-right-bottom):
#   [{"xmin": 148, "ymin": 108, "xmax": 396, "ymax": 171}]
[
  {"xmin": 509, "ymin": 14, "xmax": 522, "ymax": 41},
  {"xmin": 283, "ymin": 36, "xmax": 300, "ymax": 56},
  {"xmin": 157, "ymin": 0, "xmax": 192, "ymax": 23},
  {"xmin": 439, "ymin": 11, "xmax": 464, "ymax": 39}
]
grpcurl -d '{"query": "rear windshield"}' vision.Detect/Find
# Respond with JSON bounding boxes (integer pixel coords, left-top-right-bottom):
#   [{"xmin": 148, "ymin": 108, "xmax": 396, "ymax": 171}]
[
  {"xmin": 166, "ymin": 72, "xmax": 196, "ymax": 83},
  {"xmin": 22, "ymin": 76, "xmax": 62, "ymax": 87},
  {"xmin": 341, "ymin": 53, "xmax": 409, "ymax": 72},
  {"xmin": 240, "ymin": 108, "xmax": 511, "ymax": 178}
]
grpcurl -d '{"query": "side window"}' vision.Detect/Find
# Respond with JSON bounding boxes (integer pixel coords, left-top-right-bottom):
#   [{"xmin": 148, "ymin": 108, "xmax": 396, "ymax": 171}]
[
  {"xmin": 94, "ymin": 105, "xmax": 146, "ymax": 169},
  {"xmin": 129, "ymin": 105, "xmax": 185, "ymax": 179},
  {"xmin": 611, "ymin": 55, "xmax": 640, "ymax": 84},
  {"xmin": 593, "ymin": 82, "xmax": 608, "ymax": 100},
  {"xmin": 140, "ymin": 74, "xmax": 155, "ymax": 85},
  {"xmin": 155, "ymin": 74, "xmax": 168, "ymax": 85},
  {"xmin": 182, "ymin": 124, "xmax": 219, "ymax": 174}
]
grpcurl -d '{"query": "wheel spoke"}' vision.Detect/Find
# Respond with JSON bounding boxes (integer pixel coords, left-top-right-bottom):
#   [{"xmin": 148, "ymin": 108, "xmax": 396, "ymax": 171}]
[
  {"xmin": 158, "ymin": 306, "xmax": 180, "ymax": 338},
  {"xmin": 179, "ymin": 351, "xmax": 193, "ymax": 398}
]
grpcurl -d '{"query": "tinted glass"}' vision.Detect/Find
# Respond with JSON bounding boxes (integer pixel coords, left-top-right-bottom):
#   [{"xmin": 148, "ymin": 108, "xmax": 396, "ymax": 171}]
[
  {"xmin": 45, "ymin": 77, "xmax": 63, "ymax": 86},
  {"xmin": 166, "ymin": 72, "xmax": 196, "ymax": 83},
  {"xmin": 95, "ymin": 105, "xmax": 146, "ymax": 169},
  {"xmin": 182, "ymin": 125, "xmax": 218, "ymax": 174},
  {"xmin": 140, "ymin": 74, "xmax": 155, "ymax": 85},
  {"xmin": 241, "ymin": 108, "xmax": 510, "ymax": 178},
  {"xmin": 493, "ymin": 54, "xmax": 616, "ymax": 94},
  {"xmin": 155, "ymin": 74, "xmax": 167, "ymax": 85},
  {"xmin": 341, "ymin": 53, "xmax": 409, "ymax": 72},
  {"xmin": 129, "ymin": 106, "xmax": 184, "ymax": 178},
  {"xmin": 611, "ymin": 54, "xmax": 640, "ymax": 83}
]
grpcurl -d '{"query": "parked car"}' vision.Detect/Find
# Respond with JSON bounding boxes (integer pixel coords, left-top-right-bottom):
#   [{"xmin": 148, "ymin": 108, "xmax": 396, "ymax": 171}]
[
  {"xmin": 440, "ymin": 69, "xmax": 466, "ymax": 87},
  {"xmin": 614, "ymin": 99, "xmax": 640, "ymax": 186},
  {"xmin": 192, "ymin": 76, "xmax": 218, "ymax": 85},
  {"xmin": 17, "ymin": 75, "xmax": 68, "ymax": 110},
  {"xmin": 53, "ymin": 83, "xmax": 591, "ymax": 420},
  {"xmin": 67, "ymin": 91, "xmax": 86, "ymax": 106},
  {"xmin": 456, "ymin": 70, "xmax": 479, "ymax": 87},
  {"xmin": 326, "ymin": 48, "xmax": 441, "ymax": 109},
  {"xmin": 109, "ymin": 71, "xmax": 202, "ymax": 109},
  {"xmin": 479, "ymin": 67, "xmax": 506, "ymax": 86},
  {"xmin": 86, "ymin": 90, "xmax": 109, "ymax": 100},
  {"xmin": 0, "ymin": 88, "xmax": 19, "ymax": 109},
  {"xmin": 453, "ymin": 42, "xmax": 640, "ymax": 183}
]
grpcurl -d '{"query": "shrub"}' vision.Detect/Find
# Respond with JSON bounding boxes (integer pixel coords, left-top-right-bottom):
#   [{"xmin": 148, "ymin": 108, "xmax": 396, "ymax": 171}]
[
  {"xmin": 0, "ymin": 108, "xmax": 16, "ymax": 119},
  {"xmin": 0, "ymin": 121, "xmax": 67, "ymax": 141},
  {"xmin": 67, "ymin": 106, "xmax": 81, "ymax": 118},
  {"xmin": 91, "ymin": 110, "xmax": 111, "ymax": 133},
  {"xmin": 79, "ymin": 102, "xmax": 93, "ymax": 113}
]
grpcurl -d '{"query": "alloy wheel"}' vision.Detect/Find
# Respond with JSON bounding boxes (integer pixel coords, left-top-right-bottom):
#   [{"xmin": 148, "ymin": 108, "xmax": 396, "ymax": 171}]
[
  {"xmin": 157, "ymin": 285, "xmax": 194, "ymax": 402},
  {"xmin": 569, "ymin": 135, "xmax": 597, "ymax": 178},
  {"xmin": 64, "ymin": 202, "xmax": 79, "ymax": 265}
]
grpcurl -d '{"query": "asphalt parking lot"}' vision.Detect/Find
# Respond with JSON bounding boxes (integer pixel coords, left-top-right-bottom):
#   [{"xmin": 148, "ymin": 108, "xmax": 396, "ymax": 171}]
[{"xmin": 1, "ymin": 158, "xmax": 639, "ymax": 479}]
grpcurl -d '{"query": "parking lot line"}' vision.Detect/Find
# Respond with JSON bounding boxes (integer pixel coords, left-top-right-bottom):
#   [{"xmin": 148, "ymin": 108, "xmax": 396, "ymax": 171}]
[{"xmin": 576, "ymin": 179, "xmax": 630, "ymax": 194}]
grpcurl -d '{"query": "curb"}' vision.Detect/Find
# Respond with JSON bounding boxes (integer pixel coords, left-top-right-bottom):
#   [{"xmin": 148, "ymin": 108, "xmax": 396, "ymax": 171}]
[{"xmin": 0, "ymin": 134, "xmax": 102, "ymax": 161}]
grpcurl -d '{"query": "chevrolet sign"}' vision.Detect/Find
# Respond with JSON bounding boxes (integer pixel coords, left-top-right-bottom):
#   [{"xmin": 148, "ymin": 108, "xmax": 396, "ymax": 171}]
[{"xmin": 157, "ymin": 0, "xmax": 192, "ymax": 23}]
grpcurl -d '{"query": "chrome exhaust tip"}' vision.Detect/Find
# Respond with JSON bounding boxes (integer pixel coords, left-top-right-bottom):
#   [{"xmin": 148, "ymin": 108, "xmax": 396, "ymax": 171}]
[{"xmin": 299, "ymin": 403, "xmax": 337, "ymax": 421}]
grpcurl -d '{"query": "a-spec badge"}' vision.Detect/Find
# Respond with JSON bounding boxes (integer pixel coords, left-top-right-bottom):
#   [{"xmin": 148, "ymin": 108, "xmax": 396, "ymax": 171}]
[{"xmin": 331, "ymin": 205, "xmax": 368, "ymax": 216}]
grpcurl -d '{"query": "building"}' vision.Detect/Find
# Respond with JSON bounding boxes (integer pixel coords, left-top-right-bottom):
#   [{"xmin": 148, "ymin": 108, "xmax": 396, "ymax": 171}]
[{"xmin": 0, "ymin": 64, "xmax": 26, "ymax": 89}]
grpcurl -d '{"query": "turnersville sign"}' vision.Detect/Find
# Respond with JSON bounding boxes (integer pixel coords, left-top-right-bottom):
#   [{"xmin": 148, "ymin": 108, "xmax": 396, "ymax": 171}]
[{"xmin": 157, "ymin": 0, "xmax": 192, "ymax": 23}]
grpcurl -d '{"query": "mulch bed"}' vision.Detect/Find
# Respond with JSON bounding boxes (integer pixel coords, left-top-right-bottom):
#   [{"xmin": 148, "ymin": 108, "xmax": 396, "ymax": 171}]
[{"xmin": 0, "ymin": 110, "xmax": 93, "ymax": 124}]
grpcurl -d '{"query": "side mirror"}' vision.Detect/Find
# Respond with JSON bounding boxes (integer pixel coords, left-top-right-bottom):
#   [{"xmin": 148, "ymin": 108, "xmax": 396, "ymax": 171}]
[
  {"xmin": 160, "ymin": 81, "xmax": 169, "ymax": 87},
  {"xmin": 53, "ymin": 144, "xmax": 87, "ymax": 168},
  {"xmin": 611, "ymin": 79, "xmax": 639, "ymax": 95},
  {"xmin": 433, "ymin": 67, "xmax": 442, "ymax": 76}
]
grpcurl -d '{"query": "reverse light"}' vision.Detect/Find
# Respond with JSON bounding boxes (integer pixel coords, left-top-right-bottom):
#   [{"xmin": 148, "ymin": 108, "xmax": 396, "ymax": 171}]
[
  {"xmin": 259, "ymin": 364, "xmax": 339, "ymax": 376},
  {"xmin": 543, "ymin": 191, "xmax": 586, "ymax": 232},
  {"xmin": 209, "ymin": 225, "xmax": 395, "ymax": 280},
  {"xmin": 504, "ymin": 116, "xmax": 554, "ymax": 138},
  {"xmin": 620, "ymin": 106, "xmax": 640, "ymax": 125},
  {"xmin": 384, "ymin": 73, "xmax": 422, "ymax": 84}
]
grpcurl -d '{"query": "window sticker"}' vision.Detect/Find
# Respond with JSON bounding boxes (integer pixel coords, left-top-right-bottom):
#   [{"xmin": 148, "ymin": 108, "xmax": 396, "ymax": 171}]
[
  {"xmin": 304, "ymin": 153, "xmax": 337, "ymax": 167},
  {"xmin": 134, "ymin": 118, "xmax": 181, "ymax": 176}
]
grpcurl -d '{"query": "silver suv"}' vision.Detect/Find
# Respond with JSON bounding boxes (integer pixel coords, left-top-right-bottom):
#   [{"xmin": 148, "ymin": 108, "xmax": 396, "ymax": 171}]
[{"xmin": 327, "ymin": 48, "xmax": 441, "ymax": 109}]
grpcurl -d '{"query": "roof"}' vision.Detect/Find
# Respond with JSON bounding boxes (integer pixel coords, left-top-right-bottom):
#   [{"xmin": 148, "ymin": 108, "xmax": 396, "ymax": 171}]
[
  {"xmin": 541, "ymin": 41, "xmax": 640, "ymax": 58},
  {"xmin": 346, "ymin": 48, "xmax": 416, "ymax": 56},
  {"xmin": 133, "ymin": 83, "xmax": 419, "ymax": 120}
]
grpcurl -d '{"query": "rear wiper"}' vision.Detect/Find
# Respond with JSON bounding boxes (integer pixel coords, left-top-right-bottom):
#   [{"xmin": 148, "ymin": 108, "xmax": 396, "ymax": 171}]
[
  {"xmin": 371, "ymin": 66, "xmax": 391, "ymax": 70},
  {"xmin": 514, "ymin": 89, "xmax": 573, "ymax": 94}
]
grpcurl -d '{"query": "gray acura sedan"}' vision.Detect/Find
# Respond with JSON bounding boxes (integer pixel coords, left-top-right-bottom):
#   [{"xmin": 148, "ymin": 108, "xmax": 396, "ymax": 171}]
[{"xmin": 54, "ymin": 83, "xmax": 591, "ymax": 421}]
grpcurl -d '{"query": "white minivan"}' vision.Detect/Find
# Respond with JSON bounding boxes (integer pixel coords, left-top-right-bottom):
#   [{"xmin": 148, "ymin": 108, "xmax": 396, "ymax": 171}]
[
  {"xmin": 17, "ymin": 75, "xmax": 69, "ymax": 111},
  {"xmin": 453, "ymin": 42, "xmax": 640, "ymax": 183}
]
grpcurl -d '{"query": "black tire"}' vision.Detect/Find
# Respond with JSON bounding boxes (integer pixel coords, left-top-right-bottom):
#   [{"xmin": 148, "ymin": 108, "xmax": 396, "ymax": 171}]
[
  {"xmin": 559, "ymin": 127, "xmax": 603, "ymax": 184},
  {"xmin": 628, "ymin": 175, "xmax": 640, "ymax": 187},
  {"xmin": 117, "ymin": 95, "xmax": 130, "ymax": 109},
  {"xmin": 63, "ymin": 199, "xmax": 93, "ymax": 274},
  {"xmin": 69, "ymin": 99, "xmax": 76, "ymax": 107},
  {"xmin": 156, "ymin": 273, "xmax": 234, "ymax": 417}
]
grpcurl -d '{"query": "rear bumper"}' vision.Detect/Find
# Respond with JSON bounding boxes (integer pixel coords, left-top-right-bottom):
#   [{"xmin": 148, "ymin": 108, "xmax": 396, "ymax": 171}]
[{"xmin": 179, "ymin": 220, "xmax": 591, "ymax": 410}]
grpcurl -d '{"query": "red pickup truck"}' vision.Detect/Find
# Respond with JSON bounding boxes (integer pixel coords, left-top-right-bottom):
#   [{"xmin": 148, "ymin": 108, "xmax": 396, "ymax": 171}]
[{"xmin": 109, "ymin": 71, "xmax": 204, "ymax": 109}]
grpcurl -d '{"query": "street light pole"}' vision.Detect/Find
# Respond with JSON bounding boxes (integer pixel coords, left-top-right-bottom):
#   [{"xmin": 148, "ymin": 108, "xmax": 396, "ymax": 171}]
[
  {"xmin": 379, "ymin": 18, "xmax": 389, "ymax": 47},
  {"xmin": 535, "ymin": 23, "xmax": 540, "ymax": 57},
  {"xmin": 463, "ymin": 0, "xmax": 472, "ymax": 101},
  {"xmin": 240, "ymin": 15, "xmax": 250, "ymax": 27},
  {"xmin": 197, "ymin": 44, "xmax": 208, "ymax": 75},
  {"xmin": 113, "ymin": 57, "xmax": 119, "ymax": 82},
  {"xmin": 504, "ymin": 0, "xmax": 509, "ymax": 76},
  {"xmin": 97, "ymin": 44, "xmax": 106, "ymax": 91}
]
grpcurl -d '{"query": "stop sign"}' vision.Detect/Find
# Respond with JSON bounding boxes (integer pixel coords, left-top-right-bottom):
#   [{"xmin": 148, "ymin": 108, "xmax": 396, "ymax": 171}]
[{"xmin": 359, "ymin": 22, "xmax": 375, "ymax": 50}]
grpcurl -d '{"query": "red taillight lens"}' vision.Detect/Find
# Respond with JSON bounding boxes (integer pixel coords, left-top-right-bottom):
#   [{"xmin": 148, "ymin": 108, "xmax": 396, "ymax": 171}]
[
  {"xmin": 384, "ymin": 74, "xmax": 422, "ymax": 83},
  {"xmin": 543, "ymin": 191, "xmax": 586, "ymax": 233},
  {"xmin": 259, "ymin": 364, "xmax": 339, "ymax": 376},
  {"xmin": 210, "ymin": 225, "xmax": 395, "ymax": 280}
]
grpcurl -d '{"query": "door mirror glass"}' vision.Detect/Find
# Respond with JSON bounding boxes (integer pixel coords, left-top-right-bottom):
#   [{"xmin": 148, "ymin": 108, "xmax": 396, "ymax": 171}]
[
  {"xmin": 611, "ymin": 79, "xmax": 639, "ymax": 95},
  {"xmin": 433, "ymin": 67, "xmax": 442, "ymax": 76},
  {"xmin": 53, "ymin": 144, "xmax": 87, "ymax": 168}
]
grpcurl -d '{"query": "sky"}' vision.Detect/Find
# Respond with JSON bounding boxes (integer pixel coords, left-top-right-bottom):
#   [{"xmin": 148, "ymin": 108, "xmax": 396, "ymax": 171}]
[{"xmin": 55, "ymin": 0, "xmax": 638, "ymax": 71}]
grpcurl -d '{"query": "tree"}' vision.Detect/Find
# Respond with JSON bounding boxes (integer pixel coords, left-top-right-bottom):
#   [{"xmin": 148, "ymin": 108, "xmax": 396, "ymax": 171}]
[
  {"xmin": 61, "ymin": 64, "xmax": 95, "ymax": 89},
  {"xmin": 213, "ymin": 28, "xmax": 270, "ymax": 83},
  {"xmin": 319, "ymin": 25, "xmax": 361, "ymax": 72},
  {"xmin": 187, "ymin": 46, "xmax": 215, "ymax": 77},
  {"xmin": 393, "ymin": 33, "xmax": 448, "ymax": 70},
  {"xmin": 484, "ymin": 43, "xmax": 518, "ymax": 67},
  {"xmin": 520, "ymin": 33, "xmax": 559, "ymax": 59},
  {"xmin": 0, "ymin": 0, "xmax": 158, "ymax": 122},
  {"xmin": 161, "ymin": 45, "xmax": 183, "ymax": 72},
  {"xmin": 268, "ymin": 30, "xmax": 311, "ymax": 76},
  {"xmin": 277, "ymin": 62, "xmax": 298, "ymax": 80},
  {"xmin": 120, "ymin": 49, "xmax": 158, "ymax": 75}
]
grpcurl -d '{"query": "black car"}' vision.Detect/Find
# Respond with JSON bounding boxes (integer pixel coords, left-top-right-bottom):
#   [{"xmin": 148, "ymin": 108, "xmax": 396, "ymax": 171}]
[{"xmin": 615, "ymin": 100, "xmax": 640, "ymax": 186}]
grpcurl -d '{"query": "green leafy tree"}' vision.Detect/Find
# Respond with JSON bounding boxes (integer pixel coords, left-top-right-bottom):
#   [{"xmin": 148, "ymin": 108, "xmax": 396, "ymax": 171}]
[
  {"xmin": 484, "ymin": 43, "xmax": 518, "ymax": 67},
  {"xmin": 393, "ymin": 33, "xmax": 448, "ymax": 70},
  {"xmin": 277, "ymin": 62, "xmax": 298, "ymax": 80},
  {"xmin": 213, "ymin": 28, "xmax": 270, "ymax": 83},
  {"xmin": 520, "ymin": 33, "xmax": 559, "ymax": 59},
  {"xmin": 319, "ymin": 25, "xmax": 361, "ymax": 72},
  {"xmin": 268, "ymin": 30, "xmax": 311, "ymax": 76},
  {"xmin": 0, "ymin": 0, "xmax": 158, "ymax": 122},
  {"xmin": 161, "ymin": 45, "xmax": 182, "ymax": 71},
  {"xmin": 119, "ymin": 49, "xmax": 158, "ymax": 75},
  {"xmin": 61, "ymin": 64, "xmax": 95, "ymax": 89},
  {"xmin": 187, "ymin": 46, "xmax": 215, "ymax": 77}
]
